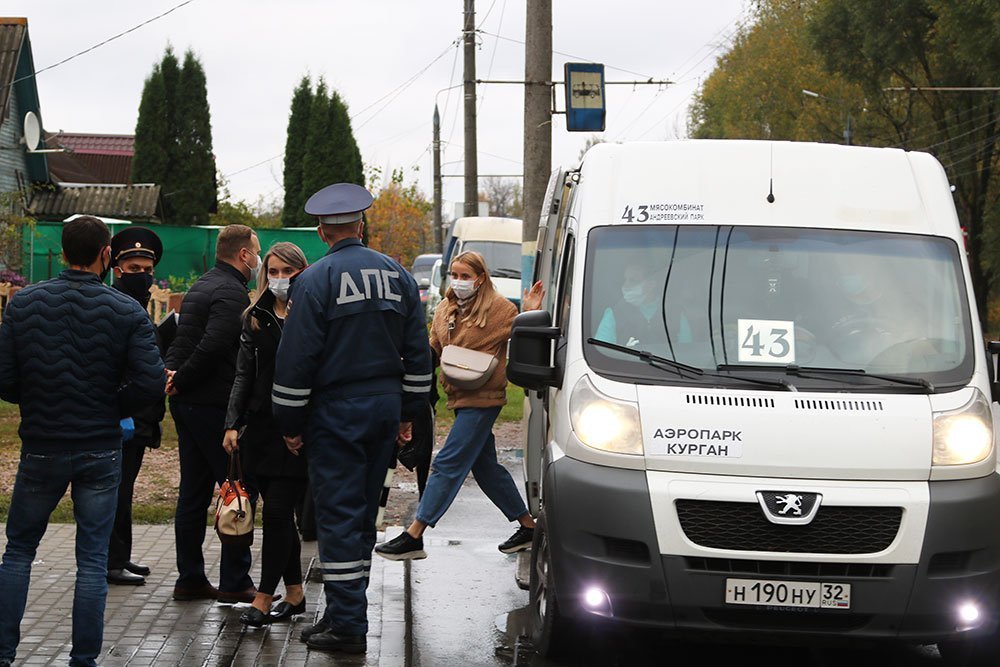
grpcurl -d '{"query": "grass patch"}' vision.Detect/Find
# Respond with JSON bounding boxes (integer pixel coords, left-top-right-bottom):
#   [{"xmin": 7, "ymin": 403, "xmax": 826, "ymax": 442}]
[{"xmin": 434, "ymin": 382, "xmax": 525, "ymax": 425}]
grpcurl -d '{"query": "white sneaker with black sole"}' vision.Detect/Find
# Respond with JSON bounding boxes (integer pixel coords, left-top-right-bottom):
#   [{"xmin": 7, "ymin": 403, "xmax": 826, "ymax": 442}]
[
  {"xmin": 498, "ymin": 526, "xmax": 534, "ymax": 554},
  {"xmin": 375, "ymin": 531, "xmax": 427, "ymax": 561}
]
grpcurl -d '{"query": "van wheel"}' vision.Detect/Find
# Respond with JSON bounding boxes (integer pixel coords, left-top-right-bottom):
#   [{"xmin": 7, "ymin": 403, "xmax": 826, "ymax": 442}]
[
  {"xmin": 938, "ymin": 632, "xmax": 1000, "ymax": 666},
  {"xmin": 529, "ymin": 512, "xmax": 575, "ymax": 659}
]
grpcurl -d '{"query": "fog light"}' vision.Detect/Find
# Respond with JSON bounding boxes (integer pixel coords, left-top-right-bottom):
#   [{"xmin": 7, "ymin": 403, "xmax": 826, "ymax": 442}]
[
  {"xmin": 958, "ymin": 602, "xmax": 981, "ymax": 625},
  {"xmin": 584, "ymin": 587, "xmax": 606, "ymax": 609}
]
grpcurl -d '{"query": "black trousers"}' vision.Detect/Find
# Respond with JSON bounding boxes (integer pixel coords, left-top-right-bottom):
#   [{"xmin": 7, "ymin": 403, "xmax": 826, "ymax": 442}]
[
  {"xmin": 107, "ymin": 442, "xmax": 145, "ymax": 569},
  {"xmin": 257, "ymin": 475, "xmax": 306, "ymax": 595},
  {"xmin": 171, "ymin": 400, "xmax": 254, "ymax": 593}
]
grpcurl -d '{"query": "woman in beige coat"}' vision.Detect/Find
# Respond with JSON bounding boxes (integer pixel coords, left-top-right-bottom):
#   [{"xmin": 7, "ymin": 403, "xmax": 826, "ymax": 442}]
[{"xmin": 376, "ymin": 251, "xmax": 542, "ymax": 560}]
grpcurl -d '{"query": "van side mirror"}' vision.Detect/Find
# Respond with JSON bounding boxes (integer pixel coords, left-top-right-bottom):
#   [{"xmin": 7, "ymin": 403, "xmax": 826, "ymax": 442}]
[
  {"xmin": 989, "ymin": 341, "xmax": 1000, "ymax": 402},
  {"xmin": 507, "ymin": 310, "xmax": 560, "ymax": 391}
]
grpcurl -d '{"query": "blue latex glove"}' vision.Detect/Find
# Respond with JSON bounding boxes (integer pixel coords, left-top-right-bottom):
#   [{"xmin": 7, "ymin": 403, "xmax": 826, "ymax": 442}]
[{"xmin": 120, "ymin": 417, "xmax": 135, "ymax": 443}]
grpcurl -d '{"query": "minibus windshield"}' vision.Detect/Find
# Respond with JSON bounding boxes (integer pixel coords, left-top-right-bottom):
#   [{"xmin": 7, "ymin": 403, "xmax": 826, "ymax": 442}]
[
  {"xmin": 462, "ymin": 241, "xmax": 522, "ymax": 279},
  {"xmin": 582, "ymin": 225, "xmax": 974, "ymax": 391}
]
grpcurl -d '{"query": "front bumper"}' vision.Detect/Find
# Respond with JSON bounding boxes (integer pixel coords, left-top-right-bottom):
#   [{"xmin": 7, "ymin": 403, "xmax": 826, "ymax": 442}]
[{"xmin": 544, "ymin": 456, "xmax": 1000, "ymax": 644}]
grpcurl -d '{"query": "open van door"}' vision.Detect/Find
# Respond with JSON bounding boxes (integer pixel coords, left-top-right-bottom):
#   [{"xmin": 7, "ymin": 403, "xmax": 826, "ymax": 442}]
[{"xmin": 523, "ymin": 168, "xmax": 567, "ymax": 516}]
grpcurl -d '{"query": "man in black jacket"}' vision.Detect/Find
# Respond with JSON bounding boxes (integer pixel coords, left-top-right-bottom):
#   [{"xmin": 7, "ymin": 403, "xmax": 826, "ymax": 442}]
[
  {"xmin": 166, "ymin": 224, "xmax": 262, "ymax": 604},
  {"xmin": 107, "ymin": 227, "xmax": 166, "ymax": 586},
  {"xmin": 0, "ymin": 216, "xmax": 165, "ymax": 667}
]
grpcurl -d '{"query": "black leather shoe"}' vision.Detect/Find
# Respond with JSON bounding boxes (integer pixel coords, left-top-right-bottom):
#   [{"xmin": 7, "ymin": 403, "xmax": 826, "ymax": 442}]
[
  {"xmin": 305, "ymin": 629, "xmax": 366, "ymax": 653},
  {"xmin": 300, "ymin": 619, "xmax": 330, "ymax": 642},
  {"xmin": 107, "ymin": 568, "xmax": 145, "ymax": 586},
  {"xmin": 269, "ymin": 599, "xmax": 306, "ymax": 622},
  {"xmin": 239, "ymin": 606, "xmax": 271, "ymax": 627},
  {"xmin": 124, "ymin": 561, "xmax": 150, "ymax": 576}
]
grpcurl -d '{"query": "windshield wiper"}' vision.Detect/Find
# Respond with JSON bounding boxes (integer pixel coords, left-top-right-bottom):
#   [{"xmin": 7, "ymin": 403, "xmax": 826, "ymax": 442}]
[
  {"xmin": 491, "ymin": 268, "xmax": 521, "ymax": 279},
  {"xmin": 588, "ymin": 338, "xmax": 704, "ymax": 375},
  {"xmin": 589, "ymin": 338, "xmax": 796, "ymax": 391},
  {"xmin": 785, "ymin": 365, "xmax": 934, "ymax": 391}
]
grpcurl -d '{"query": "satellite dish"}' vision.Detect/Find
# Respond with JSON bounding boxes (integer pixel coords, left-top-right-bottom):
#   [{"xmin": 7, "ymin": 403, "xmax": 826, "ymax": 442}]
[{"xmin": 23, "ymin": 111, "xmax": 40, "ymax": 152}]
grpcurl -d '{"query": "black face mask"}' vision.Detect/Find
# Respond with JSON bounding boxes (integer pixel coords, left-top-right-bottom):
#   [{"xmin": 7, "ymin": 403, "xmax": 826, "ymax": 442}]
[
  {"xmin": 115, "ymin": 272, "xmax": 154, "ymax": 306},
  {"xmin": 99, "ymin": 255, "xmax": 111, "ymax": 283}
]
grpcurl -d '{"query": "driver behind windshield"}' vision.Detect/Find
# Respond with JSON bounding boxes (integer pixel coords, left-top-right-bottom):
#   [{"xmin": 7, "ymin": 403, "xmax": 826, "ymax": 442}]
[{"xmin": 594, "ymin": 256, "xmax": 692, "ymax": 353}]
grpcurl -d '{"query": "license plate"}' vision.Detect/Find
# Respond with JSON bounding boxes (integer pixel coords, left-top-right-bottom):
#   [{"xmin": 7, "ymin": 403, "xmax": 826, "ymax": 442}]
[{"xmin": 725, "ymin": 578, "xmax": 851, "ymax": 609}]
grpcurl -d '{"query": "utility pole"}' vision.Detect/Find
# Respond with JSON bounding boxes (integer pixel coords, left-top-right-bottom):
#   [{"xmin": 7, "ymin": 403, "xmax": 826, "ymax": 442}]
[
  {"xmin": 433, "ymin": 104, "xmax": 443, "ymax": 254},
  {"xmin": 463, "ymin": 0, "xmax": 478, "ymax": 217},
  {"xmin": 522, "ymin": 0, "xmax": 552, "ymax": 291}
]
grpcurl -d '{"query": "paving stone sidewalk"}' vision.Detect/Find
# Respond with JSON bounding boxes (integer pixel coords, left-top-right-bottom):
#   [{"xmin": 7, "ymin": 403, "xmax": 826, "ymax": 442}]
[{"xmin": 0, "ymin": 524, "xmax": 406, "ymax": 667}]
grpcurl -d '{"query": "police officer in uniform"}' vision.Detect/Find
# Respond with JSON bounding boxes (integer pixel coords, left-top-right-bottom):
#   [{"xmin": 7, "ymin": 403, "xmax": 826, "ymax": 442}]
[
  {"xmin": 272, "ymin": 183, "xmax": 432, "ymax": 654},
  {"xmin": 107, "ymin": 227, "xmax": 166, "ymax": 585}
]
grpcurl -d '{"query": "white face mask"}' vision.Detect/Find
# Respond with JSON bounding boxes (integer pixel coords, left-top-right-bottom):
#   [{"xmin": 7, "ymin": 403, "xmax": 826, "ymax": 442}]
[
  {"xmin": 268, "ymin": 277, "xmax": 290, "ymax": 301},
  {"xmin": 451, "ymin": 279, "xmax": 478, "ymax": 300},
  {"xmin": 622, "ymin": 283, "xmax": 645, "ymax": 305},
  {"xmin": 244, "ymin": 253, "xmax": 262, "ymax": 281}
]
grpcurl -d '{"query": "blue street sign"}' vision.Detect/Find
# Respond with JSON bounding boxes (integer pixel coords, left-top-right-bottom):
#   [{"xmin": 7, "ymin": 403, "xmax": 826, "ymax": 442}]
[{"xmin": 564, "ymin": 63, "xmax": 606, "ymax": 132}]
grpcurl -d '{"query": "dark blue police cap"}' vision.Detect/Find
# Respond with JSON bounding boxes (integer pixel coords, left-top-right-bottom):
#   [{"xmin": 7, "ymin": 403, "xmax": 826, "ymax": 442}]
[
  {"xmin": 304, "ymin": 183, "xmax": 374, "ymax": 225},
  {"xmin": 111, "ymin": 226, "xmax": 163, "ymax": 266}
]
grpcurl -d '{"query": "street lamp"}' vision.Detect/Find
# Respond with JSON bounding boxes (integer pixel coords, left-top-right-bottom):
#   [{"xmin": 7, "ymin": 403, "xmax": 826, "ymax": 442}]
[{"xmin": 802, "ymin": 89, "xmax": 853, "ymax": 146}]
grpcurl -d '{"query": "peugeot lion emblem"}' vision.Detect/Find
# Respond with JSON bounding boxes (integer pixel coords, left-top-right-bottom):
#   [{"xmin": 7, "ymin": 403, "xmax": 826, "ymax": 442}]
[{"xmin": 756, "ymin": 491, "xmax": 823, "ymax": 525}]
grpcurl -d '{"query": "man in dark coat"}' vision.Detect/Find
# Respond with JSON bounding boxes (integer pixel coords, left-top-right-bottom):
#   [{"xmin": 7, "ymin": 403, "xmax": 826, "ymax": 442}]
[
  {"xmin": 165, "ymin": 224, "xmax": 262, "ymax": 604},
  {"xmin": 0, "ymin": 216, "xmax": 165, "ymax": 667},
  {"xmin": 106, "ymin": 227, "xmax": 166, "ymax": 586}
]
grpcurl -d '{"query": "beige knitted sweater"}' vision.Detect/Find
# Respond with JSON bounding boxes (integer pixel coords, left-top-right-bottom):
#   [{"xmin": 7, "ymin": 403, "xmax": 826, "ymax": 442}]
[{"xmin": 430, "ymin": 289, "xmax": 518, "ymax": 409}]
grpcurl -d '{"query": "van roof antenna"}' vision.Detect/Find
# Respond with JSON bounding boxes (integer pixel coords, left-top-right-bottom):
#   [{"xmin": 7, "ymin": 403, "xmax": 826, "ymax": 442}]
[{"xmin": 766, "ymin": 144, "xmax": 776, "ymax": 203}]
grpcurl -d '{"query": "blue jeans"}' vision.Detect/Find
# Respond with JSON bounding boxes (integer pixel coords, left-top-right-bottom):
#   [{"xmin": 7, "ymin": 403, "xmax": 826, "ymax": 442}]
[
  {"xmin": 416, "ymin": 406, "xmax": 529, "ymax": 528},
  {"xmin": 0, "ymin": 448, "xmax": 121, "ymax": 667}
]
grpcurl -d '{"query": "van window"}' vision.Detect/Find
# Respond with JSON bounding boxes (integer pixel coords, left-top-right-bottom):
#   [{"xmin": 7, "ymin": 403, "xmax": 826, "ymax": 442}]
[
  {"xmin": 583, "ymin": 225, "xmax": 974, "ymax": 391},
  {"xmin": 462, "ymin": 241, "xmax": 521, "ymax": 279}
]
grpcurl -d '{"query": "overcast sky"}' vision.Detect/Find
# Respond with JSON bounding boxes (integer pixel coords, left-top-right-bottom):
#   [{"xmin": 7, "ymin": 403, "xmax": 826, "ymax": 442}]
[{"xmin": 9, "ymin": 0, "xmax": 751, "ymax": 217}]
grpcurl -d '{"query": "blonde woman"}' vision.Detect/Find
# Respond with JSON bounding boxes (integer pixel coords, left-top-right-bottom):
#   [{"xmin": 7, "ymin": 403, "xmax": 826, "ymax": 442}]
[
  {"xmin": 222, "ymin": 242, "xmax": 309, "ymax": 627},
  {"xmin": 376, "ymin": 251, "xmax": 544, "ymax": 560}
]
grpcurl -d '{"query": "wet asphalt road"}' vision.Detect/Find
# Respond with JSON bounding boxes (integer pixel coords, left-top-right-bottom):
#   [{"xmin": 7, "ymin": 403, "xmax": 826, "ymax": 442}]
[{"xmin": 393, "ymin": 448, "xmax": 952, "ymax": 667}]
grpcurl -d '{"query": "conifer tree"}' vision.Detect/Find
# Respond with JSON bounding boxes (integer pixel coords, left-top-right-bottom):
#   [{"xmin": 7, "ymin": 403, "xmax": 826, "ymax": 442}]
[
  {"xmin": 132, "ymin": 66, "xmax": 169, "ymax": 186},
  {"xmin": 281, "ymin": 76, "xmax": 314, "ymax": 228}
]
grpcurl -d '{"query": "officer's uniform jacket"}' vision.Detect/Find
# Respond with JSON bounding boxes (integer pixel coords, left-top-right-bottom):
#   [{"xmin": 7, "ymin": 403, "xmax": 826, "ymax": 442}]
[{"xmin": 272, "ymin": 238, "xmax": 433, "ymax": 436}]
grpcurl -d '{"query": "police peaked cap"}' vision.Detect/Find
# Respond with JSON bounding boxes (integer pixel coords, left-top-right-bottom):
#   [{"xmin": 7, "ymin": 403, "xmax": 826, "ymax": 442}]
[
  {"xmin": 304, "ymin": 183, "xmax": 374, "ymax": 225},
  {"xmin": 110, "ymin": 227, "xmax": 163, "ymax": 266}
]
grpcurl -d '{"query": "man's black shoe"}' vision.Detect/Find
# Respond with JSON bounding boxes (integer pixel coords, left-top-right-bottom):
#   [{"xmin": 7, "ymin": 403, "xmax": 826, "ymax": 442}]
[
  {"xmin": 107, "ymin": 568, "xmax": 145, "ymax": 585},
  {"xmin": 498, "ymin": 526, "xmax": 534, "ymax": 554},
  {"xmin": 305, "ymin": 629, "xmax": 366, "ymax": 654},
  {"xmin": 172, "ymin": 582, "xmax": 218, "ymax": 601},
  {"xmin": 374, "ymin": 531, "xmax": 426, "ymax": 561},
  {"xmin": 300, "ymin": 619, "xmax": 331, "ymax": 642},
  {"xmin": 124, "ymin": 561, "xmax": 150, "ymax": 576}
]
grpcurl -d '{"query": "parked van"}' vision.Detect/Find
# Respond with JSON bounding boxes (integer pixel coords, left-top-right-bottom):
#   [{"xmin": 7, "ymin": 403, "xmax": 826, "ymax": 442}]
[
  {"xmin": 442, "ymin": 216, "xmax": 522, "ymax": 308},
  {"xmin": 507, "ymin": 140, "xmax": 1000, "ymax": 660}
]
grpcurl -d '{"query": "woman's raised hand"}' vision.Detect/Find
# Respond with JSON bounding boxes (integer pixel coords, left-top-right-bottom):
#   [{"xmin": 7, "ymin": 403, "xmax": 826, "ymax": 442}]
[{"xmin": 522, "ymin": 280, "xmax": 545, "ymax": 312}]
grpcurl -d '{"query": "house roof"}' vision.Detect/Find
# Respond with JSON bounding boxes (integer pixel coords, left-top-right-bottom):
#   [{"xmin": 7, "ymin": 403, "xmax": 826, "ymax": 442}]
[
  {"xmin": 28, "ymin": 183, "xmax": 161, "ymax": 222},
  {"xmin": 0, "ymin": 18, "xmax": 26, "ymax": 119},
  {"xmin": 45, "ymin": 132, "xmax": 136, "ymax": 184}
]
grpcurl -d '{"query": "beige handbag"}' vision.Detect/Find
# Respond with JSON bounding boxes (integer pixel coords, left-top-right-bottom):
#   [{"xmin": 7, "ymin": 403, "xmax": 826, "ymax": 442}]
[
  {"xmin": 214, "ymin": 453, "xmax": 254, "ymax": 547},
  {"xmin": 439, "ymin": 312, "xmax": 499, "ymax": 390}
]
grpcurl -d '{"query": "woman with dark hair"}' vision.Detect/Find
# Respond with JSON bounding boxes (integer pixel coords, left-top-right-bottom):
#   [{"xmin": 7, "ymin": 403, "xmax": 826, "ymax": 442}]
[
  {"xmin": 375, "ymin": 250, "xmax": 544, "ymax": 561},
  {"xmin": 222, "ymin": 242, "xmax": 310, "ymax": 627}
]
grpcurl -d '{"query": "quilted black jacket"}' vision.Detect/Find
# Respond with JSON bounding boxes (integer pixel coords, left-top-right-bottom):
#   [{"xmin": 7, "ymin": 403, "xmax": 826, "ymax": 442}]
[
  {"xmin": 165, "ymin": 262, "xmax": 249, "ymax": 407},
  {"xmin": 0, "ymin": 269, "xmax": 166, "ymax": 451}
]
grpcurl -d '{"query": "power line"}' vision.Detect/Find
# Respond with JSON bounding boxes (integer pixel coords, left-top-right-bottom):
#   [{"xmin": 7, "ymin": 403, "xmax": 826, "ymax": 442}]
[
  {"xmin": 478, "ymin": 30, "xmax": 654, "ymax": 79},
  {"xmin": 6, "ymin": 0, "xmax": 197, "ymax": 91}
]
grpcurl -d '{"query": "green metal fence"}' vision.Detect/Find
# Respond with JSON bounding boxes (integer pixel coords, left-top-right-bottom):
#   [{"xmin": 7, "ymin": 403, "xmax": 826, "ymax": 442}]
[{"xmin": 23, "ymin": 222, "xmax": 330, "ymax": 288}]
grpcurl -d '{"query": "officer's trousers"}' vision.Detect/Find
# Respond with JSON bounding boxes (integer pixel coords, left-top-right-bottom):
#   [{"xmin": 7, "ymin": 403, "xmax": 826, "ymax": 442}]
[{"xmin": 306, "ymin": 393, "xmax": 400, "ymax": 636}]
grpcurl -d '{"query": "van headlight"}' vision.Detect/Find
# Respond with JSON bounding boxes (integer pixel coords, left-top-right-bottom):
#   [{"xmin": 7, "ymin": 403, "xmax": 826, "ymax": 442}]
[
  {"xmin": 569, "ymin": 375, "xmax": 643, "ymax": 455},
  {"xmin": 932, "ymin": 388, "xmax": 993, "ymax": 466}
]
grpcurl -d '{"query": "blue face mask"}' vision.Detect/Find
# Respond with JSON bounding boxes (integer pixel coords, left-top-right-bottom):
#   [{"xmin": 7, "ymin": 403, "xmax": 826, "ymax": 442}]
[
  {"xmin": 838, "ymin": 275, "xmax": 866, "ymax": 296},
  {"xmin": 622, "ymin": 283, "xmax": 645, "ymax": 305}
]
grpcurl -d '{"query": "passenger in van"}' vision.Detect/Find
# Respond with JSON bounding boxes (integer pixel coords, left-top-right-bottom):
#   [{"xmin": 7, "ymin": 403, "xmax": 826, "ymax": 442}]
[
  {"xmin": 374, "ymin": 251, "xmax": 545, "ymax": 561},
  {"xmin": 594, "ymin": 259, "xmax": 692, "ymax": 352}
]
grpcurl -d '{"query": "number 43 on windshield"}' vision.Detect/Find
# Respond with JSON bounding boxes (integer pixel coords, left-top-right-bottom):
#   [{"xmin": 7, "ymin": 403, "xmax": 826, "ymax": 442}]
[{"xmin": 738, "ymin": 319, "xmax": 796, "ymax": 364}]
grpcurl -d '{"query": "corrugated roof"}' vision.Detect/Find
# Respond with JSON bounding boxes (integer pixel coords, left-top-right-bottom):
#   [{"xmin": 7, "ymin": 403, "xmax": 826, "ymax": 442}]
[
  {"xmin": 28, "ymin": 183, "xmax": 161, "ymax": 221},
  {"xmin": 0, "ymin": 19, "xmax": 27, "ymax": 120},
  {"xmin": 50, "ymin": 133, "xmax": 135, "ymax": 156}
]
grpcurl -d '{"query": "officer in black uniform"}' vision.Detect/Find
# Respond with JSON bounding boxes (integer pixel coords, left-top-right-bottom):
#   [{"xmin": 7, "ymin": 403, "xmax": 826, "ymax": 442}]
[
  {"xmin": 272, "ymin": 183, "xmax": 432, "ymax": 654},
  {"xmin": 107, "ymin": 227, "xmax": 166, "ymax": 585}
]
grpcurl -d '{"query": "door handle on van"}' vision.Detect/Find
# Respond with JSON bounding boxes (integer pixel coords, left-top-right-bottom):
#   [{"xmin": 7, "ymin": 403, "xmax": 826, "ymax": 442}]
[{"xmin": 508, "ymin": 310, "xmax": 560, "ymax": 391}]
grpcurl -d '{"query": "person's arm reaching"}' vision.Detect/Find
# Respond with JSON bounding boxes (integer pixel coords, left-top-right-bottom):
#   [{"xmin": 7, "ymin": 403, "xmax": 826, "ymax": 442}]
[{"xmin": 119, "ymin": 308, "xmax": 167, "ymax": 416}]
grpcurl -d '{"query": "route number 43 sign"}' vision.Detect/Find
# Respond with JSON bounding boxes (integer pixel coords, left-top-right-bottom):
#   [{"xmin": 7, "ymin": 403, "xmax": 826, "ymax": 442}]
[{"xmin": 737, "ymin": 319, "xmax": 796, "ymax": 364}]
